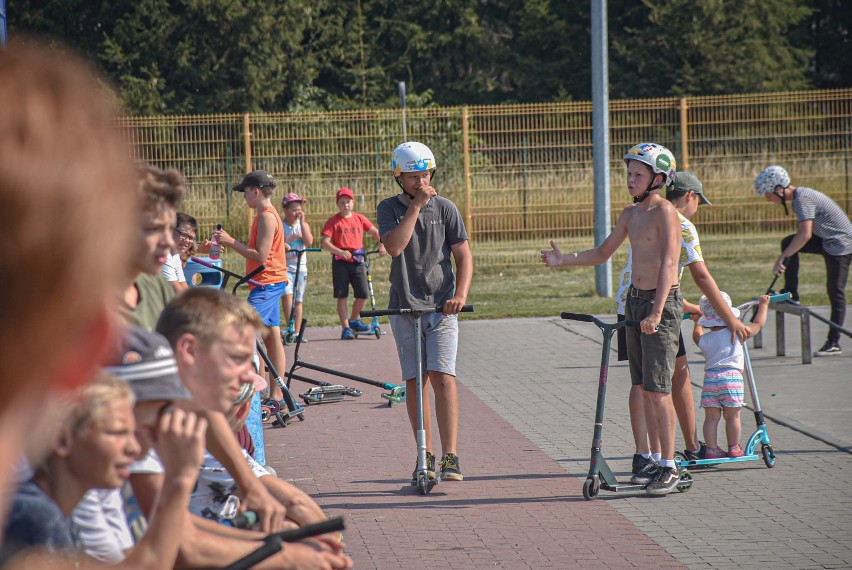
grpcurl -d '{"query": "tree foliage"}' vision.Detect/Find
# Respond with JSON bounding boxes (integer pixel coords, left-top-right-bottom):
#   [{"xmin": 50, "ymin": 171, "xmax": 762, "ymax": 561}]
[{"xmin": 8, "ymin": 0, "xmax": 849, "ymax": 115}]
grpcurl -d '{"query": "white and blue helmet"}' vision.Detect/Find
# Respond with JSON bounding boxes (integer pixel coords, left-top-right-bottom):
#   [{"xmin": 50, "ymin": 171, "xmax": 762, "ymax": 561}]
[{"xmin": 392, "ymin": 142, "xmax": 436, "ymax": 176}]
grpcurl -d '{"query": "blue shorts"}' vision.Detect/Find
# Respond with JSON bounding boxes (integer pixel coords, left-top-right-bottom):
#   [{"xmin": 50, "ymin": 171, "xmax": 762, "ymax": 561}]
[
  {"xmin": 389, "ymin": 313, "xmax": 458, "ymax": 380},
  {"xmin": 284, "ymin": 270, "xmax": 308, "ymax": 302},
  {"xmin": 248, "ymin": 282, "xmax": 287, "ymax": 327}
]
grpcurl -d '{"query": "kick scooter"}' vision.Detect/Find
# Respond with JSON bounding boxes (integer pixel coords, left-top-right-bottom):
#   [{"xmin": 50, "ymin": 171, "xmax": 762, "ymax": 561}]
[
  {"xmin": 190, "ymin": 257, "xmax": 306, "ymax": 427},
  {"xmin": 560, "ymin": 311, "xmax": 694, "ymax": 500},
  {"xmin": 285, "ymin": 319, "xmax": 406, "ymax": 406},
  {"xmin": 353, "ymin": 249, "xmax": 385, "ymax": 339},
  {"xmin": 676, "ymin": 292, "xmax": 791, "ymax": 470},
  {"xmin": 280, "ymin": 247, "xmax": 322, "ymax": 346},
  {"xmin": 362, "ymin": 305, "xmax": 474, "ymax": 495}
]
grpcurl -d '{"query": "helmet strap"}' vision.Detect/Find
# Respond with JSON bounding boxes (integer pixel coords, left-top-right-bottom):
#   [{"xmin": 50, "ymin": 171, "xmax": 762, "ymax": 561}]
[
  {"xmin": 775, "ymin": 188, "xmax": 789, "ymax": 216},
  {"xmin": 633, "ymin": 174, "xmax": 662, "ymax": 204},
  {"xmin": 394, "ymin": 169, "xmax": 437, "ymax": 200}
]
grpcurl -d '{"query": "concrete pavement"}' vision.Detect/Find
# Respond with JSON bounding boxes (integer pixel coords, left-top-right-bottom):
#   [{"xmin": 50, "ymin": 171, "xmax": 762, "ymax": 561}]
[{"xmin": 266, "ymin": 305, "xmax": 852, "ymax": 569}]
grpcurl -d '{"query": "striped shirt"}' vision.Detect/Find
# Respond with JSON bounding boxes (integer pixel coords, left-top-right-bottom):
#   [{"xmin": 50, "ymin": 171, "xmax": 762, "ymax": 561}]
[{"xmin": 792, "ymin": 187, "xmax": 852, "ymax": 256}]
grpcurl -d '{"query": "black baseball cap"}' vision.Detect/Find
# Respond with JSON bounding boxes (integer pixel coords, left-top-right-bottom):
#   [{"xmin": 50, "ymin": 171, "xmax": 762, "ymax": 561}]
[{"xmin": 232, "ymin": 170, "xmax": 275, "ymax": 192}]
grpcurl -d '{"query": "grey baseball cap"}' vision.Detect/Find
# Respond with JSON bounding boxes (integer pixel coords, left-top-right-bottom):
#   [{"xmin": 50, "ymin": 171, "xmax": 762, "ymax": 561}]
[
  {"xmin": 669, "ymin": 171, "xmax": 711, "ymax": 205},
  {"xmin": 105, "ymin": 326, "xmax": 190, "ymax": 402}
]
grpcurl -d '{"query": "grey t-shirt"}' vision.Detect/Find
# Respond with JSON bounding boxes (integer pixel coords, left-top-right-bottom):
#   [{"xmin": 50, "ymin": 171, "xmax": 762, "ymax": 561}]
[
  {"xmin": 376, "ymin": 194, "xmax": 468, "ymax": 310},
  {"xmin": 792, "ymin": 187, "xmax": 852, "ymax": 256}
]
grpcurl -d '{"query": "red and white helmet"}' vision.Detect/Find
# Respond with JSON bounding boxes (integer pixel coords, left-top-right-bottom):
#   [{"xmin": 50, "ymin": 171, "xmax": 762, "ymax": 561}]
[
  {"xmin": 754, "ymin": 165, "xmax": 790, "ymax": 196},
  {"xmin": 623, "ymin": 142, "xmax": 677, "ymax": 187}
]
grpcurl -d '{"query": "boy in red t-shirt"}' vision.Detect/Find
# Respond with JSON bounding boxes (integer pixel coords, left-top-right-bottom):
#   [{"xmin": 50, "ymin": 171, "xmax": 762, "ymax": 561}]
[{"xmin": 321, "ymin": 187, "xmax": 387, "ymax": 339}]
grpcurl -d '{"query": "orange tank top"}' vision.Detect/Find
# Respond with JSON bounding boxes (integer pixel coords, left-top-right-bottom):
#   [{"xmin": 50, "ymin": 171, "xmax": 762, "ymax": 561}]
[{"xmin": 247, "ymin": 206, "xmax": 287, "ymax": 288}]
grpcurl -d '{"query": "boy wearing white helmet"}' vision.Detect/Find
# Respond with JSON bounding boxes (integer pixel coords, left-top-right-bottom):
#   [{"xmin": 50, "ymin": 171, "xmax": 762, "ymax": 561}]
[
  {"xmin": 754, "ymin": 165, "xmax": 852, "ymax": 356},
  {"xmin": 542, "ymin": 142, "xmax": 685, "ymax": 495},
  {"xmin": 377, "ymin": 141, "xmax": 473, "ymax": 484}
]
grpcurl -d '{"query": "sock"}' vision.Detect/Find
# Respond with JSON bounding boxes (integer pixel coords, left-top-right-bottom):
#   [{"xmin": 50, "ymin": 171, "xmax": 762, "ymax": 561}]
[
  {"xmin": 640, "ymin": 452, "xmax": 651, "ymax": 460},
  {"xmin": 661, "ymin": 459, "xmax": 677, "ymax": 469},
  {"xmin": 651, "ymin": 453, "xmax": 662, "ymax": 463}
]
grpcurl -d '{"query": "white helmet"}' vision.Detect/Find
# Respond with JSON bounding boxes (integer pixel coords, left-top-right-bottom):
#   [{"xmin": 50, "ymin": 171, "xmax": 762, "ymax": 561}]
[
  {"xmin": 623, "ymin": 142, "xmax": 677, "ymax": 187},
  {"xmin": 392, "ymin": 142, "xmax": 436, "ymax": 176},
  {"xmin": 754, "ymin": 165, "xmax": 790, "ymax": 196}
]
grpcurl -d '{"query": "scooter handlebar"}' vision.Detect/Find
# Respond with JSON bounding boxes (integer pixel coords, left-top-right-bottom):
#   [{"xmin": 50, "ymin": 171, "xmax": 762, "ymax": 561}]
[
  {"xmin": 189, "ymin": 256, "xmax": 265, "ymax": 289},
  {"xmin": 361, "ymin": 305, "xmax": 474, "ymax": 318},
  {"xmin": 560, "ymin": 312, "xmax": 641, "ymax": 329}
]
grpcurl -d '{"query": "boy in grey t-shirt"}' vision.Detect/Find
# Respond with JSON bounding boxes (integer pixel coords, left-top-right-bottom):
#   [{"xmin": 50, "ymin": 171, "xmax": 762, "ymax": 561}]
[
  {"xmin": 377, "ymin": 142, "xmax": 473, "ymax": 483},
  {"xmin": 755, "ymin": 165, "xmax": 852, "ymax": 355}
]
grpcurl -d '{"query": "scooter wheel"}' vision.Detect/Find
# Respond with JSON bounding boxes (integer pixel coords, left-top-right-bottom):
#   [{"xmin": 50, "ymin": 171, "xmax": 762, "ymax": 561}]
[
  {"xmin": 264, "ymin": 400, "xmax": 281, "ymax": 414},
  {"xmin": 761, "ymin": 445, "xmax": 776, "ymax": 468},
  {"xmin": 374, "ymin": 327, "xmax": 381, "ymax": 340},
  {"xmin": 261, "ymin": 407, "xmax": 272, "ymax": 423},
  {"xmin": 582, "ymin": 477, "xmax": 599, "ymax": 500},
  {"xmin": 297, "ymin": 413, "xmax": 305, "ymax": 421},
  {"xmin": 416, "ymin": 473, "xmax": 430, "ymax": 496},
  {"xmin": 281, "ymin": 330, "xmax": 296, "ymax": 346},
  {"xmin": 676, "ymin": 470, "xmax": 693, "ymax": 493}
]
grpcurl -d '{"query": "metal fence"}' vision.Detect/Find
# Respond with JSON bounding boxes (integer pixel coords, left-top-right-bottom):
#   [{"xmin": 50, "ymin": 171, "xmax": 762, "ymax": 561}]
[{"xmin": 118, "ymin": 89, "xmax": 852, "ymax": 259}]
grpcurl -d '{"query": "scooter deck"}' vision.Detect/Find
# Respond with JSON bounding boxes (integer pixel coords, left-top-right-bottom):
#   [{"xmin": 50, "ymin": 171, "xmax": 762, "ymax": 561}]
[{"xmin": 299, "ymin": 384, "xmax": 362, "ymax": 405}]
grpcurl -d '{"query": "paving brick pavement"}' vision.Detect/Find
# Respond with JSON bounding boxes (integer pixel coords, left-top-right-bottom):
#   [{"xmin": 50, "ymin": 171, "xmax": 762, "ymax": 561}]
[{"xmin": 264, "ymin": 308, "xmax": 852, "ymax": 569}]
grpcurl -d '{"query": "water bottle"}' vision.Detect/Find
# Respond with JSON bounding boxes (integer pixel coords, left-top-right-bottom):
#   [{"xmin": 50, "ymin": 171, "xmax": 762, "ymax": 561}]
[{"xmin": 209, "ymin": 224, "xmax": 222, "ymax": 260}]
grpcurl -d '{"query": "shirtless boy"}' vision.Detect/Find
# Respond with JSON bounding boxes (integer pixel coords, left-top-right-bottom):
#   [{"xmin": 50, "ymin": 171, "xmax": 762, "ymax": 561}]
[{"xmin": 541, "ymin": 142, "xmax": 684, "ymax": 495}]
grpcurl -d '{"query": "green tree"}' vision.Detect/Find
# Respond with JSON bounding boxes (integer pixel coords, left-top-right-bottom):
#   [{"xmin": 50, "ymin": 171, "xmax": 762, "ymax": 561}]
[{"xmin": 609, "ymin": 0, "xmax": 813, "ymax": 98}]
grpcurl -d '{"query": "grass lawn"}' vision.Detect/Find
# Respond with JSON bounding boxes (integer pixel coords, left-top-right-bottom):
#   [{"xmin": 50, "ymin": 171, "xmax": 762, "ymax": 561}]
[{"xmin": 209, "ymin": 232, "xmax": 837, "ymax": 329}]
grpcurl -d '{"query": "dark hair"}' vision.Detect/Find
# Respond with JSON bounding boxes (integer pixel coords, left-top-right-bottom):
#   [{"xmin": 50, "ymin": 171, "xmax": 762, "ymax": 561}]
[{"xmin": 175, "ymin": 212, "xmax": 199, "ymax": 261}]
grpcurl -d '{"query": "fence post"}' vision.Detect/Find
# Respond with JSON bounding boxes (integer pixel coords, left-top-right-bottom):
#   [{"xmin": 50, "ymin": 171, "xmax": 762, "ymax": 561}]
[
  {"xmin": 462, "ymin": 106, "xmax": 473, "ymax": 240},
  {"xmin": 243, "ymin": 113, "xmax": 253, "ymax": 228},
  {"xmin": 679, "ymin": 97, "xmax": 689, "ymax": 170}
]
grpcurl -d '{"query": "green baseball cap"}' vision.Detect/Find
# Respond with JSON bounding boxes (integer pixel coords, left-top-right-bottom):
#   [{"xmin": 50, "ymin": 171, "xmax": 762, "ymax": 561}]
[{"xmin": 669, "ymin": 171, "xmax": 711, "ymax": 205}]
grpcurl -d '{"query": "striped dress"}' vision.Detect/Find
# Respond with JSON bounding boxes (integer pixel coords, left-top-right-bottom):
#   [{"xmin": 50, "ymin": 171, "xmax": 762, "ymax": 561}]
[{"xmin": 698, "ymin": 328, "xmax": 745, "ymax": 408}]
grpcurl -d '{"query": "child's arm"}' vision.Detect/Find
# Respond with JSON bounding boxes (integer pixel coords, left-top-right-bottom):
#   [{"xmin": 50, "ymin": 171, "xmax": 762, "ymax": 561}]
[
  {"xmin": 217, "ymin": 213, "xmax": 275, "ymax": 264},
  {"xmin": 300, "ymin": 213, "xmax": 314, "ymax": 247},
  {"xmin": 687, "ymin": 261, "xmax": 750, "ymax": 343},
  {"xmin": 541, "ymin": 207, "xmax": 629, "ymax": 267},
  {"xmin": 747, "ymin": 294, "xmax": 771, "ymax": 335},
  {"xmin": 321, "ymin": 235, "xmax": 351, "ymax": 260},
  {"xmin": 692, "ymin": 317, "xmax": 704, "ymax": 346},
  {"xmin": 367, "ymin": 225, "xmax": 387, "ymax": 255},
  {"xmin": 683, "ymin": 298, "xmax": 700, "ymax": 316}
]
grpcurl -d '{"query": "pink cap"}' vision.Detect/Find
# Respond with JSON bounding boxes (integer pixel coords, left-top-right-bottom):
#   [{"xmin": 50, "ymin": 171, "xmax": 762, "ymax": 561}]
[
  {"xmin": 336, "ymin": 187, "xmax": 354, "ymax": 201},
  {"xmin": 281, "ymin": 192, "xmax": 307, "ymax": 207}
]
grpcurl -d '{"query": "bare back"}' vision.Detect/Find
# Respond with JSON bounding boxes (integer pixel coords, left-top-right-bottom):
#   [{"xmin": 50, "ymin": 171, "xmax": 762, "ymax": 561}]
[{"xmin": 623, "ymin": 194, "xmax": 680, "ymax": 292}]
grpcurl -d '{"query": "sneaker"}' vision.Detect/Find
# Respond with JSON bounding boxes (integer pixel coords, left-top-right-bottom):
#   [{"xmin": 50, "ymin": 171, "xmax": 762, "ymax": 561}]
[
  {"xmin": 348, "ymin": 319, "xmax": 370, "ymax": 333},
  {"xmin": 704, "ymin": 446, "xmax": 726, "ymax": 459},
  {"xmin": 727, "ymin": 445, "xmax": 744, "ymax": 458},
  {"xmin": 814, "ymin": 342, "xmax": 842, "ymax": 357},
  {"xmin": 440, "ymin": 453, "xmax": 463, "ymax": 481},
  {"xmin": 410, "ymin": 452, "xmax": 436, "ymax": 485},
  {"xmin": 645, "ymin": 466, "xmax": 680, "ymax": 495},
  {"xmin": 341, "ymin": 327, "xmax": 355, "ymax": 340},
  {"xmin": 630, "ymin": 459, "xmax": 660, "ymax": 484},
  {"xmin": 632, "ymin": 453, "xmax": 654, "ymax": 475},
  {"xmin": 296, "ymin": 335, "xmax": 308, "ymax": 343},
  {"xmin": 683, "ymin": 442, "xmax": 706, "ymax": 461}
]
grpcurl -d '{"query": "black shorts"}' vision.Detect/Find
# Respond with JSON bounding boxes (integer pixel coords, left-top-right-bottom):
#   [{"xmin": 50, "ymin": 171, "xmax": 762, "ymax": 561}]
[
  {"xmin": 618, "ymin": 315, "xmax": 686, "ymax": 362},
  {"xmin": 332, "ymin": 259, "xmax": 368, "ymax": 299}
]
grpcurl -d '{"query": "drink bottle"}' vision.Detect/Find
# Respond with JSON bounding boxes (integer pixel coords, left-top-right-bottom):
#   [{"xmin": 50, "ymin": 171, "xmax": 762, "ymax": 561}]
[{"xmin": 209, "ymin": 224, "xmax": 222, "ymax": 260}]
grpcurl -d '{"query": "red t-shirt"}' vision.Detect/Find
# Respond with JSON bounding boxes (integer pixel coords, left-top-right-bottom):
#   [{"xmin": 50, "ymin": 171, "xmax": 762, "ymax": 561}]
[{"xmin": 321, "ymin": 213, "xmax": 374, "ymax": 262}]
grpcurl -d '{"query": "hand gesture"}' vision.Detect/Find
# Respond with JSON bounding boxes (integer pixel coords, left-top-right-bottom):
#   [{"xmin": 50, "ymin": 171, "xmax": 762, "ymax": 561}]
[
  {"xmin": 540, "ymin": 240, "xmax": 564, "ymax": 267},
  {"xmin": 411, "ymin": 184, "xmax": 437, "ymax": 209},
  {"xmin": 154, "ymin": 408, "xmax": 207, "ymax": 487}
]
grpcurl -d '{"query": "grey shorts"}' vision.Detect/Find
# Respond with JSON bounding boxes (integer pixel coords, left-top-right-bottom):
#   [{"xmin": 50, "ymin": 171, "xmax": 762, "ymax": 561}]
[
  {"xmin": 389, "ymin": 312, "xmax": 458, "ymax": 381},
  {"xmin": 625, "ymin": 287, "xmax": 682, "ymax": 394}
]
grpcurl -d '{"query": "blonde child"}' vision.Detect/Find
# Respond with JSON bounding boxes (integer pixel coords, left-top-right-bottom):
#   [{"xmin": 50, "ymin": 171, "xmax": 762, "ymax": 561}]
[
  {"xmin": 693, "ymin": 293, "xmax": 770, "ymax": 458},
  {"xmin": 281, "ymin": 193, "xmax": 314, "ymax": 340}
]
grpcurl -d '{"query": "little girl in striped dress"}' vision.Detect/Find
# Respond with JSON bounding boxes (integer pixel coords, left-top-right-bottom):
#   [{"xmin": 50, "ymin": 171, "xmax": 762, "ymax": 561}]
[{"xmin": 693, "ymin": 292, "xmax": 769, "ymax": 458}]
